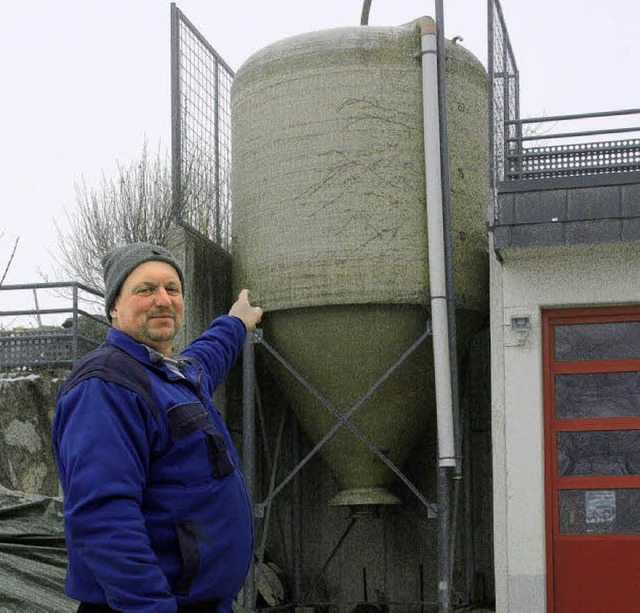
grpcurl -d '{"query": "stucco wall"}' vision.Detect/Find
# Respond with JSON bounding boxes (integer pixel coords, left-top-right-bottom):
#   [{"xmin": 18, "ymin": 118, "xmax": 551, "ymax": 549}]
[{"xmin": 490, "ymin": 240, "xmax": 640, "ymax": 612}]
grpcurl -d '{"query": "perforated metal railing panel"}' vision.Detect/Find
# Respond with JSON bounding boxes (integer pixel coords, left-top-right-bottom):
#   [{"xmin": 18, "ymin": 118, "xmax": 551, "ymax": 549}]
[
  {"xmin": 0, "ymin": 331, "xmax": 101, "ymax": 369},
  {"xmin": 508, "ymin": 138, "xmax": 640, "ymax": 180}
]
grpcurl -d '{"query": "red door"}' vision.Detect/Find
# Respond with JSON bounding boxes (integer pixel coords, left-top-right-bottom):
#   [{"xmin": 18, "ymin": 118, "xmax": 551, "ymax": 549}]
[{"xmin": 543, "ymin": 307, "xmax": 640, "ymax": 613}]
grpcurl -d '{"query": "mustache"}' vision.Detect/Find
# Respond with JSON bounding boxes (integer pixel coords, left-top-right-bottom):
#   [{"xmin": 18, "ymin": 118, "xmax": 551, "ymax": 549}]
[{"xmin": 147, "ymin": 309, "xmax": 177, "ymax": 319}]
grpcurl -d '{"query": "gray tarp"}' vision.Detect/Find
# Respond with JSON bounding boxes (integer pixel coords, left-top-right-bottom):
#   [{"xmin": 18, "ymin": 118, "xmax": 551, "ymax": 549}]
[
  {"xmin": 0, "ymin": 486, "xmax": 277, "ymax": 612},
  {"xmin": 0, "ymin": 486, "xmax": 75, "ymax": 612}
]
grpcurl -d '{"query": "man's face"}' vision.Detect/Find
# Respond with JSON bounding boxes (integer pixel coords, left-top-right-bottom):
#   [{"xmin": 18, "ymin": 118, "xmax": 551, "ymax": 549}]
[{"xmin": 109, "ymin": 260, "xmax": 184, "ymax": 356}]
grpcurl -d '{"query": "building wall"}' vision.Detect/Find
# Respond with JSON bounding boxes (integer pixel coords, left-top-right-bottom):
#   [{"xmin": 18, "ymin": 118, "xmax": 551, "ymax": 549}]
[
  {"xmin": 490, "ymin": 239, "xmax": 640, "ymax": 612},
  {"xmin": 167, "ymin": 224, "xmax": 233, "ymax": 417}
]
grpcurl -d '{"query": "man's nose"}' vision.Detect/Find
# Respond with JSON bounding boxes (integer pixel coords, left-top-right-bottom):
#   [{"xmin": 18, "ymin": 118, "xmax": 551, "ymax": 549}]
[{"xmin": 154, "ymin": 287, "xmax": 172, "ymax": 306}]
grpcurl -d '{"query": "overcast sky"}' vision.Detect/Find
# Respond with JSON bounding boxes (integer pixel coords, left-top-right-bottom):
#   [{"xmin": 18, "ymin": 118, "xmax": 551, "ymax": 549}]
[{"xmin": 0, "ymin": 1, "xmax": 638, "ymax": 316}]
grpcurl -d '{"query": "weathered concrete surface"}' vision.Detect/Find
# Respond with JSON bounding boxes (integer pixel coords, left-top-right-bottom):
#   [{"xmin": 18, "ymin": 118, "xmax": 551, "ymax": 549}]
[
  {"xmin": 0, "ymin": 371, "xmax": 64, "ymax": 497},
  {"xmin": 167, "ymin": 224, "xmax": 232, "ymax": 351}
]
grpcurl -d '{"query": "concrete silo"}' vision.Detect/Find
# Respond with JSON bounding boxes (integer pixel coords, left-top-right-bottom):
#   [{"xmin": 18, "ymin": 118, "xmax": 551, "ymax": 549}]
[{"xmin": 231, "ymin": 21, "xmax": 489, "ymax": 507}]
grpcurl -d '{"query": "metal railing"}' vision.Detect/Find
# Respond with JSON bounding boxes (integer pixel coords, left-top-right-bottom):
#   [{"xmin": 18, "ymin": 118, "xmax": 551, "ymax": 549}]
[
  {"xmin": 170, "ymin": 3, "xmax": 234, "ymax": 252},
  {"xmin": 489, "ymin": 0, "xmax": 640, "ymax": 186},
  {"xmin": 504, "ymin": 108, "xmax": 640, "ymax": 181},
  {"xmin": 0, "ymin": 282, "xmax": 107, "ymax": 369}
]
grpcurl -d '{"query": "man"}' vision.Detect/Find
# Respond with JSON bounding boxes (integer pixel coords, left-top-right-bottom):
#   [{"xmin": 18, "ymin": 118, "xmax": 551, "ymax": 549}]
[{"xmin": 52, "ymin": 242, "xmax": 262, "ymax": 613}]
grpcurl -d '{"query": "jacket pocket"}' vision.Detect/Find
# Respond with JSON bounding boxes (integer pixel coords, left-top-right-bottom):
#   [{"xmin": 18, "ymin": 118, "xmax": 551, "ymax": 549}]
[
  {"xmin": 174, "ymin": 521, "xmax": 201, "ymax": 596},
  {"xmin": 167, "ymin": 402, "xmax": 212, "ymax": 440},
  {"xmin": 205, "ymin": 430, "xmax": 235, "ymax": 478}
]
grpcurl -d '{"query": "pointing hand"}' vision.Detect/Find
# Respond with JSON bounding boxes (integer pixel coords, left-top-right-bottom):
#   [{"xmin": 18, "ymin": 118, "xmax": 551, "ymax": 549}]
[{"xmin": 229, "ymin": 289, "xmax": 263, "ymax": 331}]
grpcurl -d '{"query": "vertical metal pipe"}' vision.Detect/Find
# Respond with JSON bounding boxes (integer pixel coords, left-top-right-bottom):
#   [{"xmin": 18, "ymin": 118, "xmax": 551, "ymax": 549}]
[
  {"xmin": 72, "ymin": 285, "xmax": 79, "ymax": 365},
  {"xmin": 436, "ymin": 0, "xmax": 461, "ymax": 478},
  {"xmin": 32, "ymin": 288, "xmax": 42, "ymax": 327},
  {"xmin": 437, "ymin": 466, "xmax": 451, "ymax": 612},
  {"xmin": 420, "ymin": 17, "xmax": 456, "ymax": 469},
  {"xmin": 213, "ymin": 57, "xmax": 221, "ymax": 245},
  {"xmin": 513, "ymin": 52, "xmax": 522, "ymax": 180},
  {"xmin": 242, "ymin": 332, "xmax": 256, "ymax": 610},
  {"xmin": 436, "ymin": 2, "xmax": 464, "ymax": 606},
  {"xmin": 170, "ymin": 3, "xmax": 182, "ymax": 222},
  {"xmin": 487, "ymin": 0, "xmax": 496, "ymax": 195},
  {"xmin": 502, "ymin": 18, "xmax": 510, "ymax": 179},
  {"xmin": 360, "ymin": 0, "xmax": 372, "ymax": 25},
  {"xmin": 420, "ymin": 13, "xmax": 455, "ymax": 613},
  {"xmin": 292, "ymin": 417, "xmax": 303, "ymax": 603},
  {"xmin": 463, "ymin": 394, "xmax": 475, "ymax": 603},
  {"xmin": 257, "ymin": 409, "xmax": 286, "ymax": 565}
]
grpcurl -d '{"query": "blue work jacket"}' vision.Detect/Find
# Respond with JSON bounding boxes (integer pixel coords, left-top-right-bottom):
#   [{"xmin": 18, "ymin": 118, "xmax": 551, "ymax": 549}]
[{"xmin": 52, "ymin": 315, "xmax": 252, "ymax": 612}]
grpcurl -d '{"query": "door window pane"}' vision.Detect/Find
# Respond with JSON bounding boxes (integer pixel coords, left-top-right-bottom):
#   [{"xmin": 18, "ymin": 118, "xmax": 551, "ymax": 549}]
[
  {"xmin": 554, "ymin": 321, "xmax": 640, "ymax": 361},
  {"xmin": 559, "ymin": 489, "xmax": 640, "ymax": 534},
  {"xmin": 555, "ymin": 372, "xmax": 640, "ymax": 419},
  {"xmin": 557, "ymin": 430, "xmax": 640, "ymax": 476}
]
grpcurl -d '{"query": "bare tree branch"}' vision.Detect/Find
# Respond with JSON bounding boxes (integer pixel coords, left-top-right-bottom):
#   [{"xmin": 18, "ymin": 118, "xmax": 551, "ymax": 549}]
[
  {"xmin": 0, "ymin": 236, "xmax": 19, "ymax": 287},
  {"xmin": 53, "ymin": 138, "xmax": 221, "ymax": 294},
  {"xmin": 54, "ymin": 141, "xmax": 177, "ymax": 291}
]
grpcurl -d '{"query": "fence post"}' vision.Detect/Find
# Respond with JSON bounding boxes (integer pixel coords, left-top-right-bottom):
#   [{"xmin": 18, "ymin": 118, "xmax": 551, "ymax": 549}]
[{"xmin": 72, "ymin": 285, "xmax": 79, "ymax": 365}]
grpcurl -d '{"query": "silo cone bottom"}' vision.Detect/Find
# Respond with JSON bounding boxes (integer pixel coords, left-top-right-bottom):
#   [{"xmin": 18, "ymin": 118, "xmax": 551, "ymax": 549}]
[
  {"xmin": 264, "ymin": 304, "xmax": 435, "ymax": 508},
  {"xmin": 328, "ymin": 487, "xmax": 401, "ymax": 506}
]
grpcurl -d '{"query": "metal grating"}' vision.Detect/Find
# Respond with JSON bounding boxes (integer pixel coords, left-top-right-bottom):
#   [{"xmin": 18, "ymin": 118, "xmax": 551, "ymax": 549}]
[
  {"xmin": 510, "ymin": 138, "xmax": 640, "ymax": 180},
  {"xmin": 0, "ymin": 330, "xmax": 98, "ymax": 369},
  {"xmin": 488, "ymin": 0, "xmax": 520, "ymax": 191},
  {"xmin": 171, "ymin": 4, "xmax": 234, "ymax": 252}
]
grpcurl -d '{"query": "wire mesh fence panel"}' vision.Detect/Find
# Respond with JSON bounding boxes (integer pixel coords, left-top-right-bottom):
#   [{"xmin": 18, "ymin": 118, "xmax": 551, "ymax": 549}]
[
  {"xmin": 171, "ymin": 4, "xmax": 234, "ymax": 252},
  {"xmin": 488, "ymin": 0, "xmax": 519, "ymax": 189}
]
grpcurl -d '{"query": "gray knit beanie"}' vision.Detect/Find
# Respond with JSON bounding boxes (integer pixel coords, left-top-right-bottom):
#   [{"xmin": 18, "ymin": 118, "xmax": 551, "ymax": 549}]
[{"xmin": 102, "ymin": 242, "xmax": 185, "ymax": 321}]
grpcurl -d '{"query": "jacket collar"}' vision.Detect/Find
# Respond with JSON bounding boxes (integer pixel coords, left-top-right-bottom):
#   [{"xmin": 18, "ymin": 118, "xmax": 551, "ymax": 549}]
[
  {"xmin": 106, "ymin": 327, "xmax": 196, "ymax": 381},
  {"xmin": 106, "ymin": 327, "xmax": 158, "ymax": 366}
]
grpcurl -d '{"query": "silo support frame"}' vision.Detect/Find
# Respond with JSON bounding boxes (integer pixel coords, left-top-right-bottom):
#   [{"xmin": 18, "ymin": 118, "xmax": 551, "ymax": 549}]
[
  {"xmin": 242, "ymin": 332, "xmax": 257, "ymax": 611},
  {"xmin": 243, "ymin": 329, "xmax": 298, "ymax": 611},
  {"xmin": 242, "ymin": 325, "xmax": 438, "ymax": 608},
  {"xmin": 247, "ymin": 325, "xmax": 436, "ymax": 517}
]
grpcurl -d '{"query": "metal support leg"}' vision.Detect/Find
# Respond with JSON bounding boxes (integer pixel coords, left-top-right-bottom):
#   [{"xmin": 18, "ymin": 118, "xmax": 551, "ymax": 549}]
[
  {"xmin": 242, "ymin": 331, "xmax": 257, "ymax": 611},
  {"xmin": 292, "ymin": 418, "xmax": 303, "ymax": 603},
  {"xmin": 437, "ymin": 466, "xmax": 452, "ymax": 613}
]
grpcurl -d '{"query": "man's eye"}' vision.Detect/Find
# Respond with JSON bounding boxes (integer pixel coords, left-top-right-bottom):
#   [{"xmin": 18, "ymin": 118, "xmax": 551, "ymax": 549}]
[
  {"xmin": 167, "ymin": 287, "xmax": 180, "ymax": 295},
  {"xmin": 137, "ymin": 287, "xmax": 153, "ymax": 295}
]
